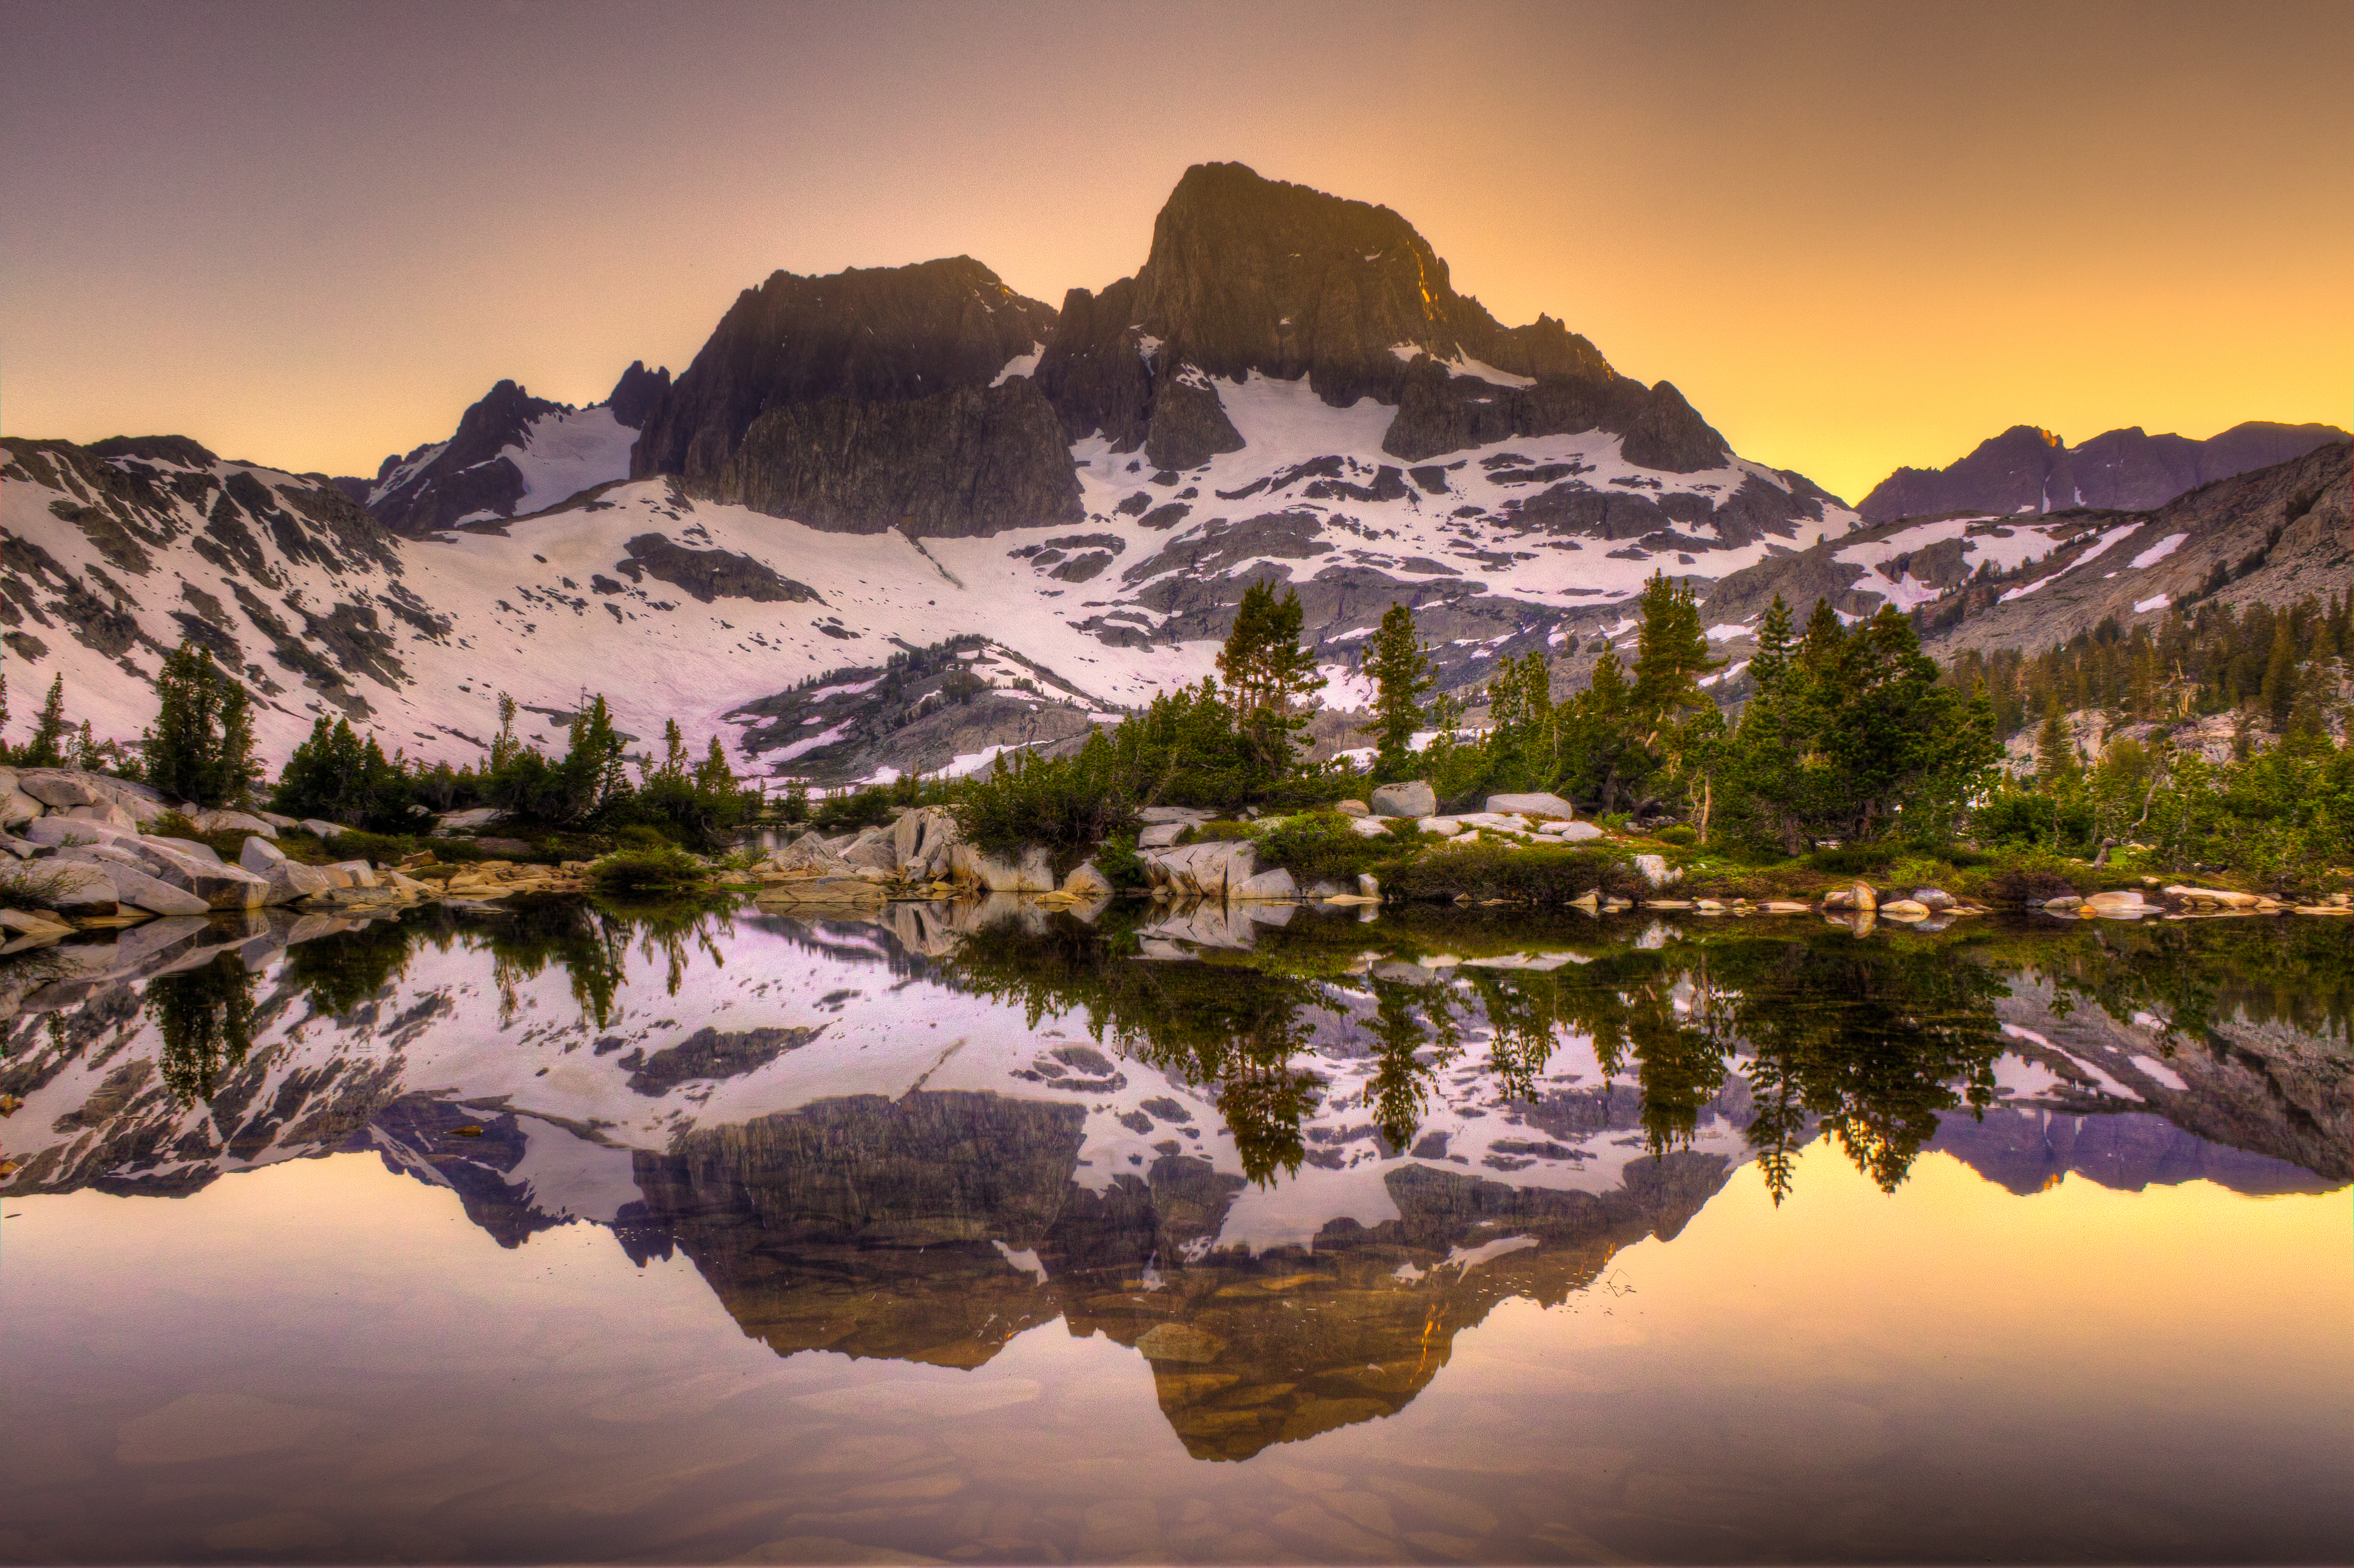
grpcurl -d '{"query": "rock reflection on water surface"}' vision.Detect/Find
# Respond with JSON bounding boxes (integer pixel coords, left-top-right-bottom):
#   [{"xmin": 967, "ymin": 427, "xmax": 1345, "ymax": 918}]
[{"xmin": 0, "ymin": 894, "xmax": 2348, "ymax": 1558}]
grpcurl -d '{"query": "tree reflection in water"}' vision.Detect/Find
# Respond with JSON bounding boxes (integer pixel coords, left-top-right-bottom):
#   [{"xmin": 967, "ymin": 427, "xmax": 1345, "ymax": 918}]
[
  {"xmin": 949, "ymin": 913, "xmax": 2021, "ymax": 1200},
  {"xmin": 153, "ymin": 953, "xmax": 258, "ymax": 1103}
]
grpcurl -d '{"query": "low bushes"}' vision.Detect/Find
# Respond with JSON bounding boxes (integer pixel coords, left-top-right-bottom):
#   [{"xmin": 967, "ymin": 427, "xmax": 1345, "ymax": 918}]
[
  {"xmin": 589, "ymin": 847, "xmax": 709, "ymax": 898},
  {"xmin": 1250, "ymin": 811, "xmax": 1395, "ymax": 885},
  {"xmin": 1389, "ymin": 843, "xmax": 1641, "ymax": 905}
]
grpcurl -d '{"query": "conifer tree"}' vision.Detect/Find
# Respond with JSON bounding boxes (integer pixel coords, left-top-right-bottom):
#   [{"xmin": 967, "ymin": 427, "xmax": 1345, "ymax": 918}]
[
  {"xmin": 2259, "ymin": 616, "xmax": 2299, "ymax": 729},
  {"xmin": 22, "ymin": 674, "xmax": 69, "ymax": 768},
  {"xmin": 1360, "ymin": 602, "xmax": 1434, "ymax": 781},
  {"xmin": 1216, "ymin": 581, "xmax": 1325, "ymax": 719},
  {"xmin": 2035, "ymin": 694, "xmax": 2075, "ymax": 787},
  {"xmin": 141, "ymin": 642, "xmax": 257, "ymax": 807}
]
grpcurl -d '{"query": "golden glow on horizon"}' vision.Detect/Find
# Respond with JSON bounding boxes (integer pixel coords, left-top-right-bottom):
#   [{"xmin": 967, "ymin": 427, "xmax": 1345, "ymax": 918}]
[{"xmin": 2, "ymin": 0, "xmax": 2348, "ymax": 503}]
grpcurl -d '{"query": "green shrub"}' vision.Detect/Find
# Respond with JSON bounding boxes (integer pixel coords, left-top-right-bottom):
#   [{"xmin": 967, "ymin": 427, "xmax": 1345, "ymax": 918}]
[
  {"xmin": 611, "ymin": 823, "xmax": 674, "ymax": 852},
  {"xmin": 1094, "ymin": 831, "xmax": 1149, "ymax": 890},
  {"xmin": 1177, "ymin": 819, "xmax": 1254, "ymax": 844},
  {"xmin": 1809, "ymin": 844, "xmax": 1899, "ymax": 876},
  {"xmin": 1654, "ymin": 824, "xmax": 1698, "ymax": 847},
  {"xmin": 1389, "ymin": 843, "xmax": 1640, "ymax": 904},
  {"xmin": 1963, "ymin": 852, "xmax": 2089, "ymax": 906},
  {"xmin": 589, "ymin": 847, "xmax": 709, "ymax": 898},
  {"xmin": 811, "ymin": 785, "xmax": 900, "ymax": 833},
  {"xmin": 0, "ymin": 861, "xmax": 84, "ymax": 913},
  {"xmin": 1251, "ymin": 811, "xmax": 1396, "ymax": 884},
  {"xmin": 951, "ymin": 738, "xmax": 1138, "ymax": 870}
]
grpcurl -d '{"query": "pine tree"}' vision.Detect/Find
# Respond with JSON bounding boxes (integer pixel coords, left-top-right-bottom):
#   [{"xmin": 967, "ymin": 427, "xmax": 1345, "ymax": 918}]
[
  {"xmin": 22, "ymin": 674, "xmax": 69, "ymax": 768},
  {"xmin": 1748, "ymin": 596, "xmax": 1795, "ymax": 698},
  {"xmin": 2259, "ymin": 616, "xmax": 2298, "ymax": 730},
  {"xmin": 2036, "ymin": 694, "xmax": 2075, "ymax": 787},
  {"xmin": 656, "ymin": 718, "xmax": 690, "ymax": 782},
  {"xmin": 556, "ymin": 696, "xmax": 630, "ymax": 824},
  {"xmin": 1216, "ymin": 581, "xmax": 1325, "ymax": 719},
  {"xmin": 1360, "ymin": 602, "xmax": 1434, "ymax": 781},
  {"xmin": 1630, "ymin": 573, "xmax": 1721, "ymax": 734},
  {"xmin": 141, "ymin": 642, "xmax": 257, "ymax": 807}
]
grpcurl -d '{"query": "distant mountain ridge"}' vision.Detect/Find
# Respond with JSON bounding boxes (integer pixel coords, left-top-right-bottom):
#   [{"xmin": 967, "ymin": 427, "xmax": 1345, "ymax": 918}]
[{"xmin": 1859, "ymin": 420, "xmax": 2348, "ymax": 523}]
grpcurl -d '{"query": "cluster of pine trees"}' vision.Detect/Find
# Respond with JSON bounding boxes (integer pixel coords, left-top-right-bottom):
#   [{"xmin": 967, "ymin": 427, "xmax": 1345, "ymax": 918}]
[
  {"xmin": 0, "ymin": 646, "xmax": 258, "ymax": 806},
  {"xmin": 1947, "ymin": 593, "xmax": 2353, "ymax": 742},
  {"xmin": 272, "ymin": 695, "xmax": 753, "ymax": 848}
]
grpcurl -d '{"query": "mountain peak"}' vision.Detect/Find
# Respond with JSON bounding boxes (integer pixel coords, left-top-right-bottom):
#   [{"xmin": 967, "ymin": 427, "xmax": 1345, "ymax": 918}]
[
  {"xmin": 1035, "ymin": 162, "xmax": 1725, "ymax": 473},
  {"xmin": 1862, "ymin": 420, "xmax": 2350, "ymax": 521}
]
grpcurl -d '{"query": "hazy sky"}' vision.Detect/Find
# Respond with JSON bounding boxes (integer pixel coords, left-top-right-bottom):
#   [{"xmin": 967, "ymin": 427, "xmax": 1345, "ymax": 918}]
[{"xmin": 3, "ymin": 0, "xmax": 2347, "ymax": 502}]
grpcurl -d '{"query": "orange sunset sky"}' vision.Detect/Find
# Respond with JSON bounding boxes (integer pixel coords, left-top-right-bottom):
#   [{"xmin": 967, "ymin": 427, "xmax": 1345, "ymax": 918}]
[{"xmin": 3, "ymin": 0, "xmax": 2348, "ymax": 503}]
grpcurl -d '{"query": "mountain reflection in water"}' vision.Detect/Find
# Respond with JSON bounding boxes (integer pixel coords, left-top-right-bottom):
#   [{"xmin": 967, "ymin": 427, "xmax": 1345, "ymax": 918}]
[{"xmin": 2, "ymin": 896, "xmax": 2347, "ymax": 1467}]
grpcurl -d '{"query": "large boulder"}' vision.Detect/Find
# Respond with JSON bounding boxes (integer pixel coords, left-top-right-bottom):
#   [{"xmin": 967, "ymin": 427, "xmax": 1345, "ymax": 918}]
[
  {"xmin": 45, "ymin": 863, "xmax": 120, "ymax": 917},
  {"xmin": 19, "ymin": 775, "xmax": 103, "ymax": 810},
  {"xmin": 239, "ymin": 837, "xmax": 288, "ymax": 875},
  {"xmin": 101, "ymin": 864, "xmax": 213, "ymax": 917},
  {"xmin": 1138, "ymin": 822, "xmax": 1186, "ymax": 848},
  {"xmin": 1486, "ymin": 792, "xmax": 1577, "ymax": 820},
  {"xmin": 770, "ymin": 834, "xmax": 855, "ymax": 876},
  {"xmin": 24, "ymin": 816, "xmax": 133, "ymax": 850},
  {"xmin": 841, "ymin": 827, "xmax": 901, "ymax": 872},
  {"xmin": 1233, "ymin": 866, "xmax": 1298, "ymax": 902},
  {"xmin": 189, "ymin": 809, "xmax": 277, "ymax": 839},
  {"xmin": 1633, "ymin": 854, "xmax": 1680, "ymax": 889},
  {"xmin": 1, "ymin": 790, "xmax": 41, "ymax": 827},
  {"xmin": 1141, "ymin": 841, "xmax": 1257, "ymax": 898},
  {"xmin": 122, "ymin": 843, "xmax": 271, "ymax": 910},
  {"xmin": 64, "ymin": 801, "xmax": 141, "ymax": 831},
  {"xmin": 890, "ymin": 807, "xmax": 962, "ymax": 880},
  {"xmin": 1061, "ymin": 862, "xmax": 1114, "ymax": 901},
  {"xmin": 949, "ymin": 843, "xmax": 1056, "ymax": 893},
  {"xmin": 1369, "ymin": 780, "xmax": 1437, "ymax": 819},
  {"xmin": 265, "ymin": 860, "xmax": 334, "ymax": 904}
]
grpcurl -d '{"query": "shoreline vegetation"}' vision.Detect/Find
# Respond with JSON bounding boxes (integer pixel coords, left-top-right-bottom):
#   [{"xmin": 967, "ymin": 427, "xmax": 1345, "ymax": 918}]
[{"xmin": 3, "ymin": 572, "xmax": 2351, "ymax": 942}]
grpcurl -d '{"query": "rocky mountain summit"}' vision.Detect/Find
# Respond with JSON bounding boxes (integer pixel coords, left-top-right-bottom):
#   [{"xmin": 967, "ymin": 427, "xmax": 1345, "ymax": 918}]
[
  {"xmin": 1859, "ymin": 420, "xmax": 2348, "ymax": 522},
  {"xmin": 353, "ymin": 361, "xmax": 670, "ymax": 538},
  {"xmin": 1034, "ymin": 162, "xmax": 1730, "ymax": 474}
]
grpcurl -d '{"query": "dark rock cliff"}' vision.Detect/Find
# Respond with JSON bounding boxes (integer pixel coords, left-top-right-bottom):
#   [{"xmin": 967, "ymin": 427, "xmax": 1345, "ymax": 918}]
[
  {"xmin": 368, "ymin": 378, "xmax": 566, "ymax": 538},
  {"xmin": 703, "ymin": 379, "xmax": 1082, "ymax": 537},
  {"xmin": 1859, "ymin": 420, "xmax": 2349, "ymax": 522},
  {"xmin": 1035, "ymin": 162, "xmax": 1731, "ymax": 471},
  {"xmin": 629, "ymin": 257, "xmax": 1069, "ymax": 535}
]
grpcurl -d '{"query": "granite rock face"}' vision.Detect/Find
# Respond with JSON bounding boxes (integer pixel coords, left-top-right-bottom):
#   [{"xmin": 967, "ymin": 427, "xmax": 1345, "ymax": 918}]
[
  {"xmin": 1859, "ymin": 421, "xmax": 2350, "ymax": 522},
  {"xmin": 704, "ymin": 380, "xmax": 1082, "ymax": 537},
  {"xmin": 630, "ymin": 257, "xmax": 1069, "ymax": 536}
]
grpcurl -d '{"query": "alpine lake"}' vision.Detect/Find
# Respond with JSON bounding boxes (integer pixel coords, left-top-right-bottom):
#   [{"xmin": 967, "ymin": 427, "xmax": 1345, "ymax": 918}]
[{"xmin": 2, "ymin": 890, "xmax": 2348, "ymax": 1567}]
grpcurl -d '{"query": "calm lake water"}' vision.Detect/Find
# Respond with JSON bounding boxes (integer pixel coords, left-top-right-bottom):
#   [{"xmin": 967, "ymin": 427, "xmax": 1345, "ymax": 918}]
[{"xmin": 2, "ymin": 898, "xmax": 2348, "ymax": 1566}]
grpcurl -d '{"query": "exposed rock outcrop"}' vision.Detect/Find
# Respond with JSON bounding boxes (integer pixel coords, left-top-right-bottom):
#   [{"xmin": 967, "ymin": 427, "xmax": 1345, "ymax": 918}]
[{"xmin": 703, "ymin": 380, "xmax": 1082, "ymax": 537}]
